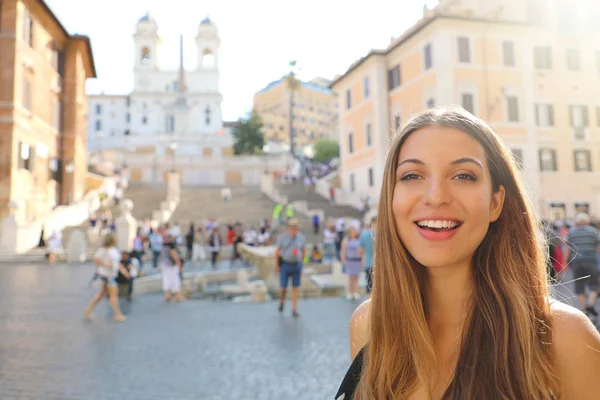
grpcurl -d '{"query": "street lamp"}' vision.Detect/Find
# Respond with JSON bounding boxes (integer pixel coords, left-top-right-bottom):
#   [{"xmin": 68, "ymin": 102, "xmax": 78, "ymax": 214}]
[{"xmin": 169, "ymin": 141, "xmax": 178, "ymax": 172}]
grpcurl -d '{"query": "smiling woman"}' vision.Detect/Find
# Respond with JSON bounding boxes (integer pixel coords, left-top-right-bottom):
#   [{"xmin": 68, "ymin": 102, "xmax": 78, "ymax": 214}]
[{"xmin": 335, "ymin": 107, "xmax": 600, "ymax": 400}]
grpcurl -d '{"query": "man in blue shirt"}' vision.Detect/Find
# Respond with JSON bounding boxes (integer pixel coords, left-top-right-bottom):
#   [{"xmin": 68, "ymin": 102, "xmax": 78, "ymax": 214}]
[
  {"xmin": 359, "ymin": 217, "xmax": 376, "ymax": 295},
  {"xmin": 274, "ymin": 219, "xmax": 306, "ymax": 317}
]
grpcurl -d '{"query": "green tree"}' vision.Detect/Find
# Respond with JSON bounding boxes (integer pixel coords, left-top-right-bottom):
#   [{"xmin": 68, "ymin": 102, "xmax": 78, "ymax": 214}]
[
  {"xmin": 233, "ymin": 110, "xmax": 265, "ymax": 155},
  {"xmin": 313, "ymin": 139, "xmax": 340, "ymax": 163}
]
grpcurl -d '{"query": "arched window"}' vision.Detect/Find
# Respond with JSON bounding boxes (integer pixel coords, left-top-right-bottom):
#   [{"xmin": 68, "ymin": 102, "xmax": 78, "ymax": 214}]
[
  {"xmin": 204, "ymin": 105, "xmax": 211, "ymax": 125},
  {"xmin": 202, "ymin": 49, "xmax": 215, "ymax": 67},
  {"xmin": 141, "ymin": 47, "xmax": 151, "ymax": 65}
]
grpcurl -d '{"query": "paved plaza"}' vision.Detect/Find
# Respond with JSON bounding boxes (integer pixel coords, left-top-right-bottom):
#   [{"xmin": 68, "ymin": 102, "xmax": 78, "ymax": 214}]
[
  {"xmin": 0, "ymin": 262, "xmax": 594, "ymax": 400},
  {"xmin": 0, "ymin": 262, "xmax": 358, "ymax": 400}
]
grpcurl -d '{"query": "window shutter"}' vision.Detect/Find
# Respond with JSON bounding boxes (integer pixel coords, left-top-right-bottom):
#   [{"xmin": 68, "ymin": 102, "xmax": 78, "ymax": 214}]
[{"xmin": 548, "ymin": 105, "xmax": 555, "ymax": 126}]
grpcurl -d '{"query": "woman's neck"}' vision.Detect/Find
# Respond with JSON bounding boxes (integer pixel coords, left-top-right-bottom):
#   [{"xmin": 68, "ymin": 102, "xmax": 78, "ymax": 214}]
[{"xmin": 425, "ymin": 263, "xmax": 473, "ymax": 329}]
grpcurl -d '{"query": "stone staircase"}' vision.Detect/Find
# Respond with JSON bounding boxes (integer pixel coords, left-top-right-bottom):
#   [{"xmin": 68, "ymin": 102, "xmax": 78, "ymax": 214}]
[
  {"xmin": 168, "ymin": 186, "xmax": 320, "ymax": 244},
  {"xmin": 124, "ymin": 184, "xmax": 168, "ymax": 222},
  {"xmin": 274, "ymin": 181, "xmax": 363, "ymax": 221}
]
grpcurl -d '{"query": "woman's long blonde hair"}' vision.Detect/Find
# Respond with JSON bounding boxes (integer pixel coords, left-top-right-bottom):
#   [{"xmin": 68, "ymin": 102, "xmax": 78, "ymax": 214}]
[{"xmin": 355, "ymin": 108, "xmax": 557, "ymax": 399}]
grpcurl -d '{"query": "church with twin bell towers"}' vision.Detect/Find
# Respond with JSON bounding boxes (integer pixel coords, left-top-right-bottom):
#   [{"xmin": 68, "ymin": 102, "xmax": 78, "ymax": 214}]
[{"xmin": 87, "ymin": 13, "xmax": 233, "ymax": 168}]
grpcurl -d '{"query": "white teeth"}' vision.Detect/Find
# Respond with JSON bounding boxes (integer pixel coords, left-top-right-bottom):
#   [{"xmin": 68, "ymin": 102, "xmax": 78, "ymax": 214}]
[{"xmin": 417, "ymin": 220, "xmax": 459, "ymax": 229}]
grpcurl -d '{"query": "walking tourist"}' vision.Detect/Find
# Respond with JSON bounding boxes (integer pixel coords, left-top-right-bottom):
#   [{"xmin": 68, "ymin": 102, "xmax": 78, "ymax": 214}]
[
  {"xmin": 564, "ymin": 212, "xmax": 600, "ymax": 318},
  {"xmin": 341, "ymin": 223, "xmax": 362, "ymax": 300},
  {"xmin": 272, "ymin": 203, "xmax": 283, "ymax": 230},
  {"xmin": 208, "ymin": 226, "xmax": 222, "ymax": 270},
  {"xmin": 46, "ymin": 230, "xmax": 63, "ymax": 264},
  {"xmin": 285, "ymin": 202, "xmax": 294, "ymax": 222},
  {"xmin": 274, "ymin": 218, "xmax": 306, "ymax": 317},
  {"xmin": 84, "ymin": 234, "xmax": 127, "ymax": 322},
  {"xmin": 336, "ymin": 108, "xmax": 600, "ymax": 400},
  {"xmin": 115, "ymin": 251, "xmax": 137, "ymax": 301},
  {"xmin": 185, "ymin": 223, "xmax": 195, "ymax": 261},
  {"xmin": 131, "ymin": 229, "xmax": 144, "ymax": 266},
  {"xmin": 230, "ymin": 228, "xmax": 244, "ymax": 268},
  {"xmin": 192, "ymin": 227, "xmax": 206, "ymax": 263},
  {"xmin": 335, "ymin": 217, "xmax": 345, "ymax": 260},
  {"xmin": 323, "ymin": 222, "xmax": 337, "ymax": 263},
  {"xmin": 312, "ymin": 212, "xmax": 320, "ymax": 235},
  {"xmin": 359, "ymin": 217, "xmax": 376, "ymax": 295},
  {"xmin": 149, "ymin": 228, "xmax": 163, "ymax": 269},
  {"xmin": 160, "ymin": 235, "xmax": 184, "ymax": 302}
]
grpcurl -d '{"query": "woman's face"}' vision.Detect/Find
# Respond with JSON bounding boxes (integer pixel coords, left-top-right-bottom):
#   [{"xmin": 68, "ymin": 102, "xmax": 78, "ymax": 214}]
[{"xmin": 392, "ymin": 126, "xmax": 505, "ymax": 269}]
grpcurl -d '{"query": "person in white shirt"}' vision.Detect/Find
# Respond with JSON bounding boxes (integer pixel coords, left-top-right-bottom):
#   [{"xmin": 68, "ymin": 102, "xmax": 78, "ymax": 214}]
[
  {"xmin": 170, "ymin": 222, "xmax": 182, "ymax": 246},
  {"xmin": 84, "ymin": 234, "xmax": 128, "ymax": 322},
  {"xmin": 323, "ymin": 223, "xmax": 337, "ymax": 263},
  {"xmin": 47, "ymin": 230, "xmax": 63, "ymax": 264},
  {"xmin": 221, "ymin": 187, "xmax": 232, "ymax": 203}
]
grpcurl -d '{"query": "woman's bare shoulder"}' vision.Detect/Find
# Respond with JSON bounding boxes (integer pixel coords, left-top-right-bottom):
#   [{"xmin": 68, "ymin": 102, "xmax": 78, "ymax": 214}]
[
  {"xmin": 349, "ymin": 298, "xmax": 371, "ymax": 360},
  {"xmin": 550, "ymin": 301, "xmax": 600, "ymax": 397}
]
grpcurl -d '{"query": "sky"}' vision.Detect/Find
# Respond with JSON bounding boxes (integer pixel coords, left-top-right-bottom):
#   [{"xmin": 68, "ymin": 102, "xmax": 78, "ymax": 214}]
[{"xmin": 45, "ymin": 0, "xmax": 440, "ymax": 121}]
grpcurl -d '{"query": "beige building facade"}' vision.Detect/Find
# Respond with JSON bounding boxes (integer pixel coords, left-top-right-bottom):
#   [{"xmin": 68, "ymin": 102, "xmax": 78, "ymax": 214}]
[
  {"xmin": 254, "ymin": 77, "xmax": 338, "ymax": 150},
  {"xmin": 331, "ymin": 0, "xmax": 600, "ymax": 220},
  {"xmin": 0, "ymin": 0, "xmax": 96, "ymax": 221}
]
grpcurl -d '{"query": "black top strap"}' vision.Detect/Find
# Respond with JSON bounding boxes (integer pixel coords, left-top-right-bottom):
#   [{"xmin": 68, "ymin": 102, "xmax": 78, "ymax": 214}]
[{"xmin": 335, "ymin": 347, "xmax": 365, "ymax": 399}]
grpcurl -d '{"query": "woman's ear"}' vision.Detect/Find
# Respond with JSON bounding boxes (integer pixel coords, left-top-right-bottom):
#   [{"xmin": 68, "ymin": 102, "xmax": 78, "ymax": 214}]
[{"xmin": 489, "ymin": 185, "xmax": 505, "ymax": 223}]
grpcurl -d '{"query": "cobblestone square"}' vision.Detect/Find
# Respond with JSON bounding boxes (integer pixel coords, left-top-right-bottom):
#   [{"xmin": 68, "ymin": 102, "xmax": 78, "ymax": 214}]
[
  {"xmin": 0, "ymin": 263, "xmax": 592, "ymax": 400},
  {"xmin": 0, "ymin": 263, "xmax": 358, "ymax": 400}
]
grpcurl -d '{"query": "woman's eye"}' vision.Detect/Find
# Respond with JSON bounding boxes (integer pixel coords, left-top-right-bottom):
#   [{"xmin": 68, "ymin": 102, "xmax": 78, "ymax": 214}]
[
  {"xmin": 400, "ymin": 173, "xmax": 421, "ymax": 181},
  {"xmin": 454, "ymin": 173, "xmax": 477, "ymax": 181}
]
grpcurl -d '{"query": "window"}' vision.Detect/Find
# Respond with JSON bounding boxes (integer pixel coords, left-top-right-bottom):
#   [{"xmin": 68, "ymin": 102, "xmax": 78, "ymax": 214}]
[
  {"xmin": 166, "ymin": 115, "xmax": 175, "ymax": 133},
  {"xmin": 364, "ymin": 76, "xmax": 370, "ymax": 99},
  {"xmin": 95, "ymin": 120, "xmax": 102, "ymax": 132},
  {"xmin": 574, "ymin": 150, "xmax": 591, "ymax": 171},
  {"xmin": 569, "ymin": 105, "xmax": 588, "ymax": 139},
  {"xmin": 506, "ymin": 96, "xmax": 520, "ymax": 122},
  {"xmin": 141, "ymin": 47, "xmax": 151, "ymax": 65},
  {"xmin": 461, "ymin": 93, "xmax": 475, "ymax": 115},
  {"xmin": 126, "ymin": 97, "xmax": 131, "ymax": 107},
  {"xmin": 511, "ymin": 149, "xmax": 524, "ymax": 169},
  {"xmin": 388, "ymin": 65, "xmax": 401, "ymax": 90},
  {"xmin": 95, "ymin": 104, "xmax": 102, "ymax": 115},
  {"xmin": 23, "ymin": 9, "xmax": 34, "ymax": 47},
  {"xmin": 366, "ymin": 123, "xmax": 372, "ymax": 146},
  {"xmin": 457, "ymin": 37, "xmax": 471, "ymax": 63},
  {"xmin": 279, "ymin": 125, "xmax": 283, "ymax": 131},
  {"xmin": 502, "ymin": 41, "xmax": 516, "ymax": 67},
  {"xmin": 566, "ymin": 48, "xmax": 580, "ymax": 71},
  {"xmin": 539, "ymin": 148, "xmax": 557, "ymax": 171},
  {"xmin": 350, "ymin": 173, "xmax": 355, "ymax": 192},
  {"xmin": 534, "ymin": 47, "xmax": 552, "ymax": 70},
  {"xmin": 18, "ymin": 142, "xmax": 34, "ymax": 172},
  {"xmin": 205, "ymin": 105, "xmax": 211, "ymax": 125},
  {"xmin": 142, "ymin": 116, "xmax": 148, "ymax": 125},
  {"xmin": 368, "ymin": 168, "xmax": 374, "ymax": 187},
  {"xmin": 126, "ymin": 113, "xmax": 131, "ymax": 123},
  {"xmin": 426, "ymin": 98, "xmax": 436, "ymax": 109},
  {"xmin": 424, "ymin": 43, "xmax": 433, "ymax": 70},
  {"xmin": 346, "ymin": 89, "xmax": 351, "ymax": 109},
  {"xmin": 534, "ymin": 103, "xmax": 554, "ymax": 127},
  {"xmin": 23, "ymin": 75, "xmax": 32, "ymax": 111},
  {"xmin": 348, "ymin": 133, "xmax": 354, "ymax": 154},
  {"xmin": 49, "ymin": 158, "xmax": 60, "ymax": 182},
  {"xmin": 393, "ymin": 114, "xmax": 402, "ymax": 130}
]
